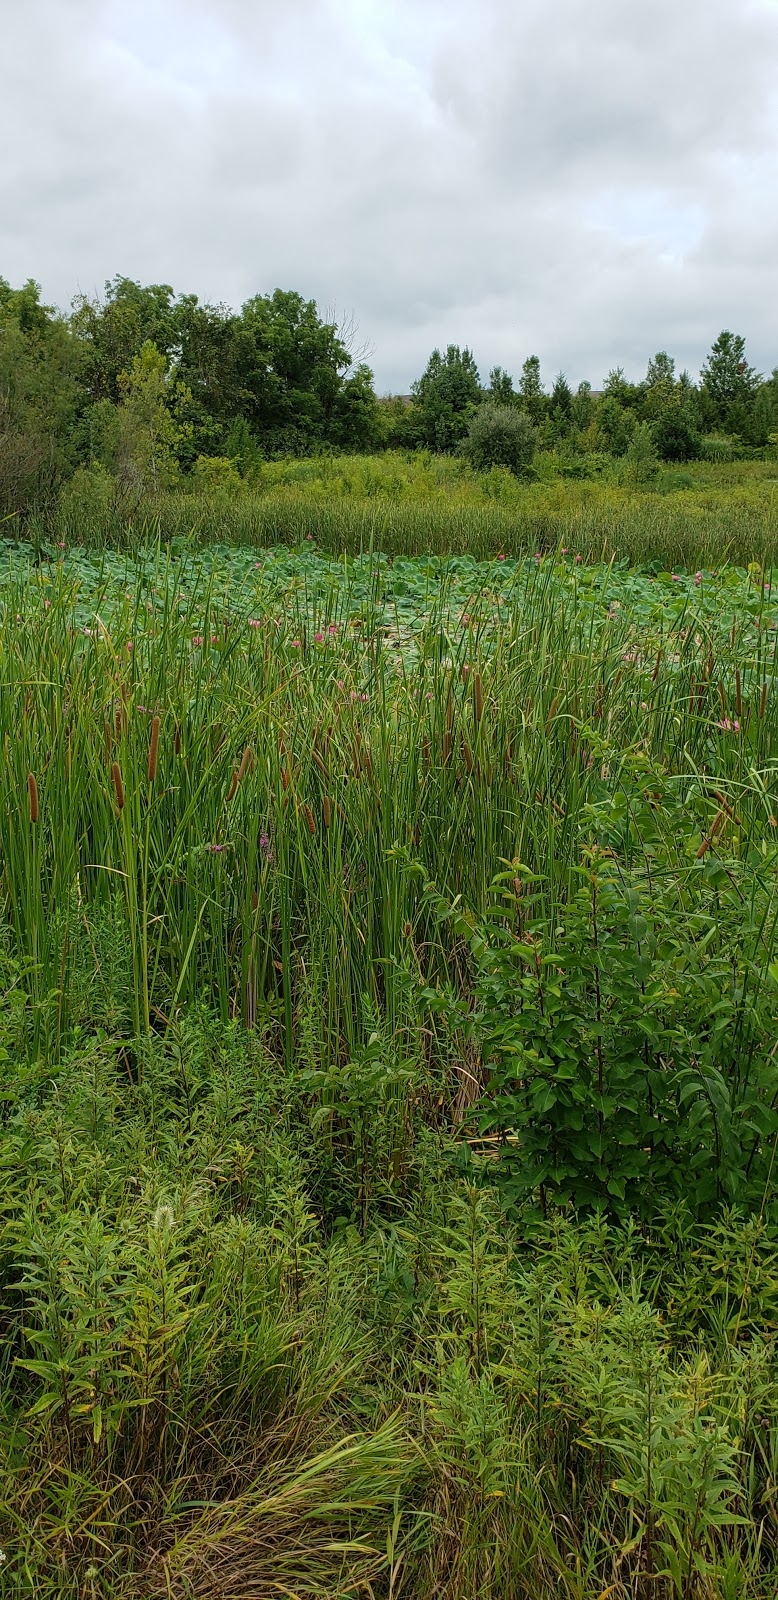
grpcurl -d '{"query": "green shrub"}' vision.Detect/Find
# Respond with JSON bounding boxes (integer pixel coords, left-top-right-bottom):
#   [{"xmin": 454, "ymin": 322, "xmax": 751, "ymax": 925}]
[
  {"xmin": 461, "ymin": 402, "xmax": 537, "ymax": 475},
  {"xmin": 701, "ymin": 433, "xmax": 736, "ymax": 463},
  {"xmin": 192, "ymin": 453, "xmax": 244, "ymax": 491}
]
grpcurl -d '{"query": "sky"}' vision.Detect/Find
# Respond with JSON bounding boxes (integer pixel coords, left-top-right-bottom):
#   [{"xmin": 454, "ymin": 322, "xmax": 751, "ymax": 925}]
[{"xmin": 2, "ymin": 0, "xmax": 778, "ymax": 393}]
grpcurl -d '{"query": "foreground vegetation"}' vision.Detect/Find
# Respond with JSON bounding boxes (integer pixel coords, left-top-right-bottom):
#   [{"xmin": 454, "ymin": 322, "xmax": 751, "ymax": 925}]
[{"xmin": 2, "ymin": 541, "xmax": 778, "ymax": 1595}]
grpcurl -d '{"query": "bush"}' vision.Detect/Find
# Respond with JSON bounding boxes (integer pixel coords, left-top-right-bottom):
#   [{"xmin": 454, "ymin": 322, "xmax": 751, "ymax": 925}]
[
  {"xmin": 57, "ymin": 462, "xmax": 119, "ymax": 532},
  {"xmin": 192, "ymin": 454, "xmax": 243, "ymax": 492},
  {"xmin": 701, "ymin": 433, "xmax": 736, "ymax": 463},
  {"xmin": 653, "ymin": 407, "xmax": 701, "ymax": 463},
  {"xmin": 622, "ymin": 421, "xmax": 659, "ymax": 488},
  {"xmin": 462, "ymin": 403, "xmax": 537, "ymax": 475}
]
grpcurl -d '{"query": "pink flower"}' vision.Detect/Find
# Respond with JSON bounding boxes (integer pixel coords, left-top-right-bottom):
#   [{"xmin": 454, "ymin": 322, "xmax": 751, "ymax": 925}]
[
  {"xmin": 192, "ymin": 635, "xmax": 204, "ymax": 647},
  {"xmin": 671, "ymin": 574, "xmax": 681, "ymax": 582},
  {"xmin": 534, "ymin": 551, "xmax": 542, "ymax": 562},
  {"xmin": 254, "ymin": 561, "xmax": 262, "ymax": 568},
  {"xmin": 462, "ymin": 664, "xmax": 470, "ymax": 675},
  {"xmin": 461, "ymin": 613, "xmax": 471, "ymax": 624},
  {"xmin": 575, "ymin": 554, "xmax": 582, "ymax": 564},
  {"xmin": 560, "ymin": 547, "xmax": 568, "ymax": 554},
  {"xmin": 694, "ymin": 572, "xmax": 702, "ymax": 585},
  {"xmin": 314, "ymin": 632, "xmax": 324, "ymax": 643},
  {"xmin": 291, "ymin": 639, "xmax": 301, "ymax": 648},
  {"xmin": 716, "ymin": 718, "xmax": 740, "ymax": 732},
  {"xmin": 328, "ymin": 623, "xmax": 338, "ymax": 634},
  {"xmin": 498, "ymin": 553, "xmax": 505, "ymax": 561},
  {"xmin": 248, "ymin": 619, "xmax": 261, "ymax": 628}
]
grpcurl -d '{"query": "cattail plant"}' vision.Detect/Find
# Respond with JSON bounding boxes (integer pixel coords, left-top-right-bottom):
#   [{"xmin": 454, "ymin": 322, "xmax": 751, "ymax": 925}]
[
  {"xmin": 111, "ymin": 762, "xmax": 125, "ymax": 811},
  {"xmin": 27, "ymin": 772, "xmax": 39, "ymax": 823},
  {"xmin": 147, "ymin": 715, "xmax": 161, "ymax": 783},
  {"xmin": 474, "ymin": 672, "xmax": 484, "ymax": 725}
]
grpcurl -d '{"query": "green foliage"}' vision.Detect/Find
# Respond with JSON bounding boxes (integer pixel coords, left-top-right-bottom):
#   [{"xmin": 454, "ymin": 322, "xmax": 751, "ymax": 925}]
[
  {"xmin": 461, "ymin": 402, "xmax": 537, "ymax": 474},
  {"xmin": 701, "ymin": 330, "xmax": 761, "ymax": 421},
  {"xmin": 0, "ymin": 279, "xmax": 84, "ymax": 516},
  {"xmin": 701, "ymin": 434, "xmax": 736, "ymax": 463},
  {"xmin": 654, "ymin": 406, "xmax": 701, "ymax": 462},
  {"xmin": 623, "ymin": 419, "xmax": 660, "ymax": 486},
  {"xmin": 191, "ymin": 453, "xmax": 243, "ymax": 492},
  {"xmin": 429, "ymin": 830, "xmax": 778, "ymax": 1218},
  {"xmin": 116, "ymin": 340, "xmax": 192, "ymax": 493},
  {"xmin": 518, "ymin": 353, "xmax": 545, "ymax": 421},
  {"xmin": 487, "ymin": 365, "xmax": 516, "ymax": 405},
  {"xmin": 411, "ymin": 344, "xmax": 482, "ymax": 451}
]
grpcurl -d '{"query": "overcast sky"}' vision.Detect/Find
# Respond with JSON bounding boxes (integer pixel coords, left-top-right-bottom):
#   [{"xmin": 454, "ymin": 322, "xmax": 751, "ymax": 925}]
[{"xmin": 2, "ymin": 0, "xmax": 777, "ymax": 392}]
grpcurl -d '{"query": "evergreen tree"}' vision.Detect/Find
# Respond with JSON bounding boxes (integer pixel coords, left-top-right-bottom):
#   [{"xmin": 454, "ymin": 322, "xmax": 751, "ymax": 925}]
[
  {"xmin": 700, "ymin": 331, "xmax": 760, "ymax": 423},
  {"xmin": 488, "ymin": 366, "xmax": 516, "ymax": 405},
  {"xmin": 411, "ymin": 345, "xmax": 482, "ymax": 452}
]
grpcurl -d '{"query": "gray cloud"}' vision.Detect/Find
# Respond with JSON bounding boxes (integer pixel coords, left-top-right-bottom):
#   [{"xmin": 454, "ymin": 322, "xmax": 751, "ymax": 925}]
[{"xmin": 1, "ymin": 0, "xmax": 777, "ymax": 390}]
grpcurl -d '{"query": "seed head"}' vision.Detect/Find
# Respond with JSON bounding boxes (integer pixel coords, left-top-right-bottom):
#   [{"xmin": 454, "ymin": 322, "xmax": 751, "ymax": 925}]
[{"xmin": 111, "ymin": 762, "xmax": 125, "ymax": 810}]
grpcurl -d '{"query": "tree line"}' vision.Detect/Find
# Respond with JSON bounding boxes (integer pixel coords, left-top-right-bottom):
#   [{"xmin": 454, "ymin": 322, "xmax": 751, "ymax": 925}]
[{"xmin": 1, "ymin": 271, "xmax": 777, "ymax": 518}]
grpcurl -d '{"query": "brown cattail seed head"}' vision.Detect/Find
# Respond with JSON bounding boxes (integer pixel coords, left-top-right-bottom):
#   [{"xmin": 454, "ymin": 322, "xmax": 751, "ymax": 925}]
[
  {"xmin": 147, "ymin": 715, "xmax": 160, "ymax": 783},
  {"xmin": 304, "ymin": 804, "xmax": 316, "ymax": 835},
  {"xmin": 237, "ymin": 746, "xmax": 253, "ymax": 783},
  {"xmin": 474, "ymin": 672, "xmax": 484, "ymax": 724},
  {"xmin": 111, "ymin": 762, "xmax": 125, "ymax": 811},
  {"xmin": 226, "ymin": 770, "xmax": 239, "ymax": 803},
  {"xmin": 27, "ymin": 773, "xmax": 39, "ymax": 823}
]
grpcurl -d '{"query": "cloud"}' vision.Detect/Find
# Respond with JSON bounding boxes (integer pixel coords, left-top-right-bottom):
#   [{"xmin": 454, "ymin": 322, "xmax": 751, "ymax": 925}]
[{"xmin": 1, "ymin": 0, "xmax": 776, "ymax": 390}]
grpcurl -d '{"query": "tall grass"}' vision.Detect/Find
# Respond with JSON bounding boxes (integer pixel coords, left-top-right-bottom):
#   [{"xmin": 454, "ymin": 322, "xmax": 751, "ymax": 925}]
[{"xmin": 1, "ymin": 546, "xmax": 777, "ymax": 1056}]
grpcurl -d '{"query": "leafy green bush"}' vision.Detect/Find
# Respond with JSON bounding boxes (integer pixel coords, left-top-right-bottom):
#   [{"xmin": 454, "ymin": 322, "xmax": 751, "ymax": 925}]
[
  {"xmin": 191, "ymin": 452, "xmax": 243, "ymax": 491},
  {"xmin": 461, "ymin": 402, "xmax": 537, "ymax": 475},
  {"xmin": 654, "ymin": 406, "xmax": 701, "ymax": 462}
]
